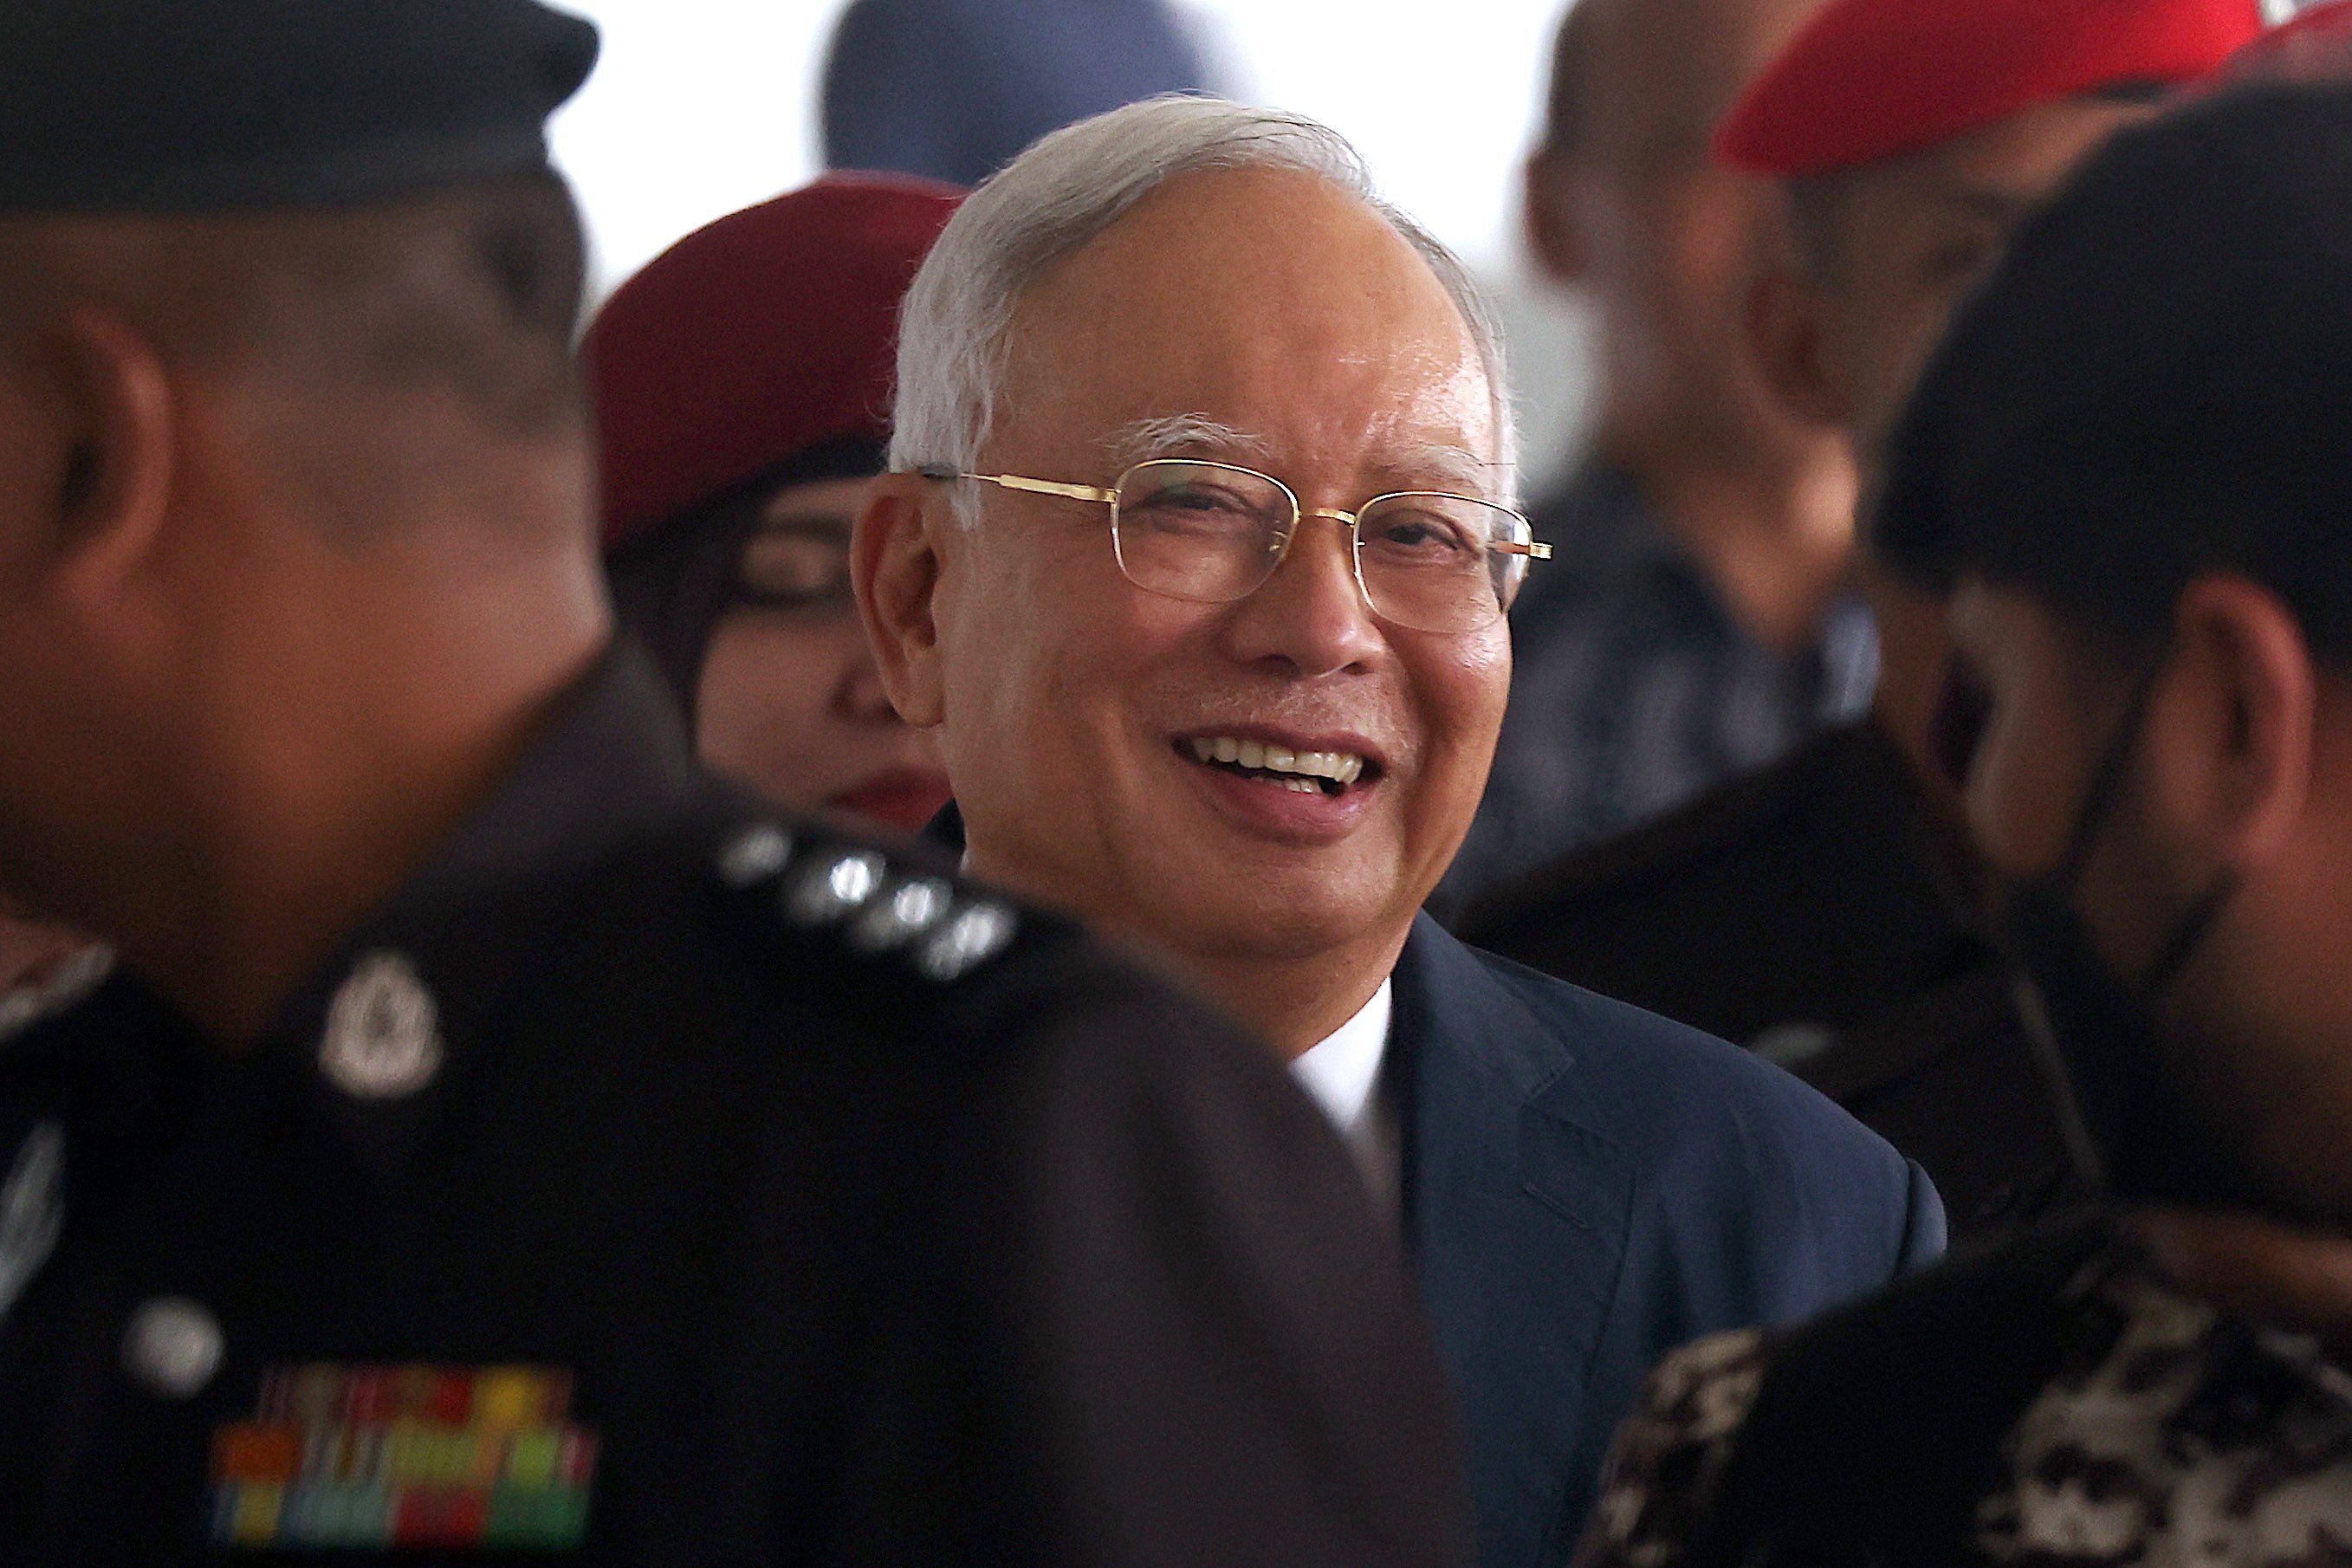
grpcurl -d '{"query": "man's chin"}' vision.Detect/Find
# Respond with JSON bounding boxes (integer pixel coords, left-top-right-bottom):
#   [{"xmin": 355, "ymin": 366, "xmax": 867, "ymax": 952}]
[{"xmin": 1121, "ymin": 861, "xmax": 1412, "ymax": 968}]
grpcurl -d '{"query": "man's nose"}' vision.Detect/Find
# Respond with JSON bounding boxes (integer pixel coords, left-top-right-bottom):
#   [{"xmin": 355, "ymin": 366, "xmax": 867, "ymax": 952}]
[{"xmin": 1219, "ymin": 517, "xmax": 1387, "ymax": 678}]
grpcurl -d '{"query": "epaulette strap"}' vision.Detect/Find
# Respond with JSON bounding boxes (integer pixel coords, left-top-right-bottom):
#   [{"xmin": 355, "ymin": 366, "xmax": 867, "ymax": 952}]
[{"xmin": 710, "ymin": 820, "xmax": 1020, "ymax": 984}]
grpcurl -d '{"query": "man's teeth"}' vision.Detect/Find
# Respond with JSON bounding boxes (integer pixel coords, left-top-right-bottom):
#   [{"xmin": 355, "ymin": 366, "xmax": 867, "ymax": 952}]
[{"xmin": 1187, "ymin": 735, "xmax": 1366, "ymax": 786}]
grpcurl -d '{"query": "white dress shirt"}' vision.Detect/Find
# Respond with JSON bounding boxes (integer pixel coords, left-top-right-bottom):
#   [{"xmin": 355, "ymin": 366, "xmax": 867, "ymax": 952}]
[{"xmin": 1289, "ymin": 977, "xmax": 1399, "ymax": 1215}]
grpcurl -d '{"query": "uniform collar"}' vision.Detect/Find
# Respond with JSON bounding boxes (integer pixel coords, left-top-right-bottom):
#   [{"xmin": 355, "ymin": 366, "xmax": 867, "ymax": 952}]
[
  {"xmin": 243, "ymin": 638, "xmax": 704, "ymax": 1171},
  {"xmin": 361, "ymin": 637, "xmax": 703, "ymax": 924},
  {"xmin": 0, "ymin": 642, "xmax": 712, "ymax": 1204}
]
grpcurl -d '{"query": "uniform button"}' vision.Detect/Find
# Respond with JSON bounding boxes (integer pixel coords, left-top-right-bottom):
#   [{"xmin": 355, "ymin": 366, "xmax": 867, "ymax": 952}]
[
  {"xmin": 847, "ymin": 877, "xmax": 954, "ymax": 954},
  {"xmin": 716, "ymin": 823, "xmax": 794, "ymax": 887},
  {"xmin": 913, "ymin": 902, "xmax": 1018, "ymax": 982},
  {"xmin": 319, "ymin": 950, "xmax": 444, "ymax": 1099},
  {"xmin": 122, "ymin": 1296, "xmax": 224, "ymax": 1398},
  {"xmin": 786, "ymin": 851, "xmax": 888, "ymax": 927}
]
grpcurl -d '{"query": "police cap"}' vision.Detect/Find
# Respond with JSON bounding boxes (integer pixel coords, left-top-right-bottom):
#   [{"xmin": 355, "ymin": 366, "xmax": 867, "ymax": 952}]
[{"xmin": 0, "ymin": 0, "xmax": 599, "ymax": 214}]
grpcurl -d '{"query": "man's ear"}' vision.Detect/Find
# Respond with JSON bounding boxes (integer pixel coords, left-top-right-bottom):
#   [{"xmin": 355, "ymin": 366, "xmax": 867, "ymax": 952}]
[
  {"xmin": 1523, "ymin": 151, "xmax": 1587, "ymax": 286},
  {"xmin": 852, "ymin": 472, "xmax": 949, "ymax": 729},
  {"xmin": 1746, "ymin": 262, "xmax": 1850, "ymax": 429},
  {"xmin": 2152, "ymin": 574, "xmax": 2317, "ymax": 870},
  {"xmin": 39, "ymin": 306, "xmax": 175, "ymax": 606}
]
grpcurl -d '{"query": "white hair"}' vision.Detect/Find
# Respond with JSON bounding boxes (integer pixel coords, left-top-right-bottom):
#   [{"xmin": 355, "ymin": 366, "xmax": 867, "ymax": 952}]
[{"xmin": 890, "ymin": 94, "xmax": 1518, "ymax": 522}]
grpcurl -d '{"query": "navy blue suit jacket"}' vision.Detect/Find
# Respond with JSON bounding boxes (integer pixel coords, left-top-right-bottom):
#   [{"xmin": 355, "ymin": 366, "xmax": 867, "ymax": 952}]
[{"xmin": 1394, "ymin": 915, "xmax": 1944, "ymax": 1566}]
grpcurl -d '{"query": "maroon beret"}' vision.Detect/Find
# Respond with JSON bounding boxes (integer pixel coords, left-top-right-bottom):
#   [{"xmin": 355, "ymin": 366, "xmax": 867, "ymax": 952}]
[
  {"xmin": 1716, "ymin": 0, "xmax": 2266, "ymax": 178},
  {"xmin": 587, "ymin": 172, "xmax": 963, "ymax": 549}
]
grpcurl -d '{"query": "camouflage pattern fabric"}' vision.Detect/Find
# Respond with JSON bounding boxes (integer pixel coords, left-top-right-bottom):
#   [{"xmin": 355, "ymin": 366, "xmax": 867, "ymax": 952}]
[
  {"xmin": 1577, "ymin": 1240, "xmax": 2352, "ymax": 1566},
  {"xmin": 1577, "ymin": 1327, "xmax": 1776, "ymax": 1568},
  {"xmin": 1981, "ymin": 1248, "xmax": 2352, "ymax": 1564}
]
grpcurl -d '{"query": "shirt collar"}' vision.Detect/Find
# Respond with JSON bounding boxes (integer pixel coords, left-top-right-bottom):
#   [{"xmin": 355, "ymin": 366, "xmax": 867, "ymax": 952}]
[{"xmin": 1291, "ymin": 977, "xmax": 1393, "ymax": 1137}]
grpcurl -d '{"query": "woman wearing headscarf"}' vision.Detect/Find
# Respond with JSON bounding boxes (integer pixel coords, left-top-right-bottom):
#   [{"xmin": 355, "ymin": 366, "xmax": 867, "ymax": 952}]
[{"xmin": 589, "ymin": 173, "xmax": 962, "ymax": 833}]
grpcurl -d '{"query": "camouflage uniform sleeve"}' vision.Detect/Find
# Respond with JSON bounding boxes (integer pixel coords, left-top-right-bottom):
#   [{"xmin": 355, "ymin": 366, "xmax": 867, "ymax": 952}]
[{"xmin": 1573, "ymin": 1327, "xmax": 1777, "ymax": 1568}]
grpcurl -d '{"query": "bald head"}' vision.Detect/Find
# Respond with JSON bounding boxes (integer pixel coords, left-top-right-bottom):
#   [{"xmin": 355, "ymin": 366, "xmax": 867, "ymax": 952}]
[
  {"xmin": 1529, "ymin": 0, "xmax": 1834, "ymax": 470},
  {"xmin": 1542, "ymin": 0, "xmax": 1822, "ymax": 168}
]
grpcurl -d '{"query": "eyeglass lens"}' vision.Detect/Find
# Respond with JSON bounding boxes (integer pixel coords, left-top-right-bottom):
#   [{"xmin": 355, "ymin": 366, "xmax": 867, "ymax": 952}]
[{"xmin": 1108, "ymin": 461, "xmax": 1529, "ymax": 634}]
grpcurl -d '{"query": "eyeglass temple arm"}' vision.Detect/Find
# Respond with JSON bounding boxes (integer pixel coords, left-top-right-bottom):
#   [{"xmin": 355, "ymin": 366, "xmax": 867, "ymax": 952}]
[
  {"xmin": 918, "ymin": 468, "xmax": 1118, "ymax": 506},
  {"xmin": 1299, "ymin": 506, "xmax": 1553, "ymax": 563}
]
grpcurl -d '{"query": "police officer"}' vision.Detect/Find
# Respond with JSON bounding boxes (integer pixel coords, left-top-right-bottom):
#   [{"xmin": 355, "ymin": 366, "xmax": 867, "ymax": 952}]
[
  {"xmin": 0, "ymin": 2, "xmax": 1471, "ymax": 1562},
  {"xmin": 1461, "ymin": 0, "xmax": 2262, "ymax": 1241},
  {"xmin": 1579, "ymin": 77, "xmax": 2352, "ymax": 1568}
]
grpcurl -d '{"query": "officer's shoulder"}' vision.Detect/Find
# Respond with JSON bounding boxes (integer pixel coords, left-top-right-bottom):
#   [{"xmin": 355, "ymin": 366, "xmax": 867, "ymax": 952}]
[
  {"xmin": 1694, "ymin": 1212, "xmax": 2119, "ymax": 1544},
  {"xmin": 1769, "ymin": 1208, "xmax": 2116, "ymax": 1377},
  {"xmin": 1461, "ymin": 722, "xmax": 1887, "ymax": 949},
  {"xmin": 649, "ymin": 795, "xmax": 1097, "ymax": 1006},
  {"xmin": 602, "ymin": 796, "xmax": 1300, "ymax": 1118}
]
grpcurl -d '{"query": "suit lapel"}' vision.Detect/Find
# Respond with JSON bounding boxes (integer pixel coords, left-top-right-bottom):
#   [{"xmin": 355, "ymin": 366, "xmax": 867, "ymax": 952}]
[{"xmin": 1395, "ymin": 915, "xmax": 1638, "ymax": 1568}]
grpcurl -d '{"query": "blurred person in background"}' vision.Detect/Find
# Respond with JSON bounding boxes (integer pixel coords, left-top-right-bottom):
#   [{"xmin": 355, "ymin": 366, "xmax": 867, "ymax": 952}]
[
  {"xmin": 1462, "ymin": 0, "xmax": 2260, "ymax": 1241},
  {"xmin": 0, "ymin": 2, "xmax": 1480, "ymax": 1558},
  {"xmin": 589, "ymin": 172, "xmax": 960, "ymax": 835},
  {"xmin": 1435, "ymin": 0, "xmax": 1863, "ymax": 914},
  {"xmin": 822, "ymin": 0, "xmax": 1212, "ymax": 187},
  {"xmin": 857, "ymin": 94, "xmax": 1941, "ymax": 1568},
  {"xmin": 1579, "ymin": 81, "xmax": 2352, "ymax": 1565}
]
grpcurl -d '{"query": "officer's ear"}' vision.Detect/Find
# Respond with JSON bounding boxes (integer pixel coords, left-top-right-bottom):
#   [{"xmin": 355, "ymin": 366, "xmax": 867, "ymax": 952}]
[
  {"xmin": 32, "ymin": 307, "xmax": 176, "ymax": 607},
  {"xmin": 1747, "ymin": 257, "xmax": 1850, "ymax": 429},
  {"xmin": 852, "ymin": 472, "xmax": 949, "ymax": 730},
  {"xmin": 1523, "ymin": 149, "xmax": 1588, "ymax": 286},
  {"xmin": 2151, "ymin": 574, "xmax": 2317, "ymax": 873}
]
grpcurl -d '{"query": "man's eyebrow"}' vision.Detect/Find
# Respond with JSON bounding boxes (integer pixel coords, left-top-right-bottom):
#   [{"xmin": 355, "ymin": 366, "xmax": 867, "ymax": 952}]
[
  {"xmin": 1099, "ymin": 420, "xmax": 1507, "ymax": 500},
  {"xmin": 1391, "ymin": 443, "xmax": 1506, "ymax": 497},
  {"xmin": 1101, "ymin": 415, "xmax": 1273, "ymax": 468}
]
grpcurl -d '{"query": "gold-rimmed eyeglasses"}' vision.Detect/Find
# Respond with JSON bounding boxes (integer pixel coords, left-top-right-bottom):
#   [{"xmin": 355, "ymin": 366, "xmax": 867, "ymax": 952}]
[{"xmin": 920, "ymin": 458, "xmax": 1550, "ymax": 635}]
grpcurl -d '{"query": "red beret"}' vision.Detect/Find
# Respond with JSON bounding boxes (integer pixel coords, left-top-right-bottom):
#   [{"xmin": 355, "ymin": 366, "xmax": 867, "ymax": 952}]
[
  {"xmin": 587, "ymin": 172, "xmax": 963, "ymax": 550},
  {"xmin": 1717, "ymin": 0, "xmax": 2266, "ymax": 178}
]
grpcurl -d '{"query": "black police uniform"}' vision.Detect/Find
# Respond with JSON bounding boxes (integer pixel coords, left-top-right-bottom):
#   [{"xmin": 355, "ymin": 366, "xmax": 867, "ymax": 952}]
[
  {"xmin": 1460, "ymin": 721, "xmax": 2078, "ymax": 1240},
  {"xmin": 0, "ymin": 646, "xmax": 1471, "ymax": 1562},
  {"xmin": 0, "ymin": 3, "xmax": 1472, "ymax": 1558}
]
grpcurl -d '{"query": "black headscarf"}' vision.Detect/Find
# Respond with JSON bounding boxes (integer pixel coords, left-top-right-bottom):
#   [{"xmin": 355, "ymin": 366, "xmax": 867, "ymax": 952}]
[{"xmin": 603, "ymin": 434, "xmax": 884, "ymax": 725}]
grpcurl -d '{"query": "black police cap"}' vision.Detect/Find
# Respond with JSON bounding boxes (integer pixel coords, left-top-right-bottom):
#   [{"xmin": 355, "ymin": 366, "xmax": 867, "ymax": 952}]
[{"xmin": 0, "ymin": 0, "xmax": 599, "ymax": 214}]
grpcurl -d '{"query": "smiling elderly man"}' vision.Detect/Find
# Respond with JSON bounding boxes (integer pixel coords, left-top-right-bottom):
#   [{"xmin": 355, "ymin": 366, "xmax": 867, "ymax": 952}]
[{"xmin": 855, "ymin": 96, "xmax": 1946, "ymax": 1565}]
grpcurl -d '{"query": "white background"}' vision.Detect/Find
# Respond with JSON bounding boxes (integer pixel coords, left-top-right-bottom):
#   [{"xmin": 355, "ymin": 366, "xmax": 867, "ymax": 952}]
[{"xmin": 547, "ymin": 0, "xmax": 1599, "ymax": 494}]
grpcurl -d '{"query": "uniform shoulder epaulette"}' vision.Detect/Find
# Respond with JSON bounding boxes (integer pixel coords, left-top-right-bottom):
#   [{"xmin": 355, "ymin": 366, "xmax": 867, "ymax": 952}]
[
  {"xmin": 0, "ymin": 946, "xmax": 117, "ymax": 1048},
  {"xmin": 707, "ymin": 819, "xmax": 1026, "ymax": 985}
]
